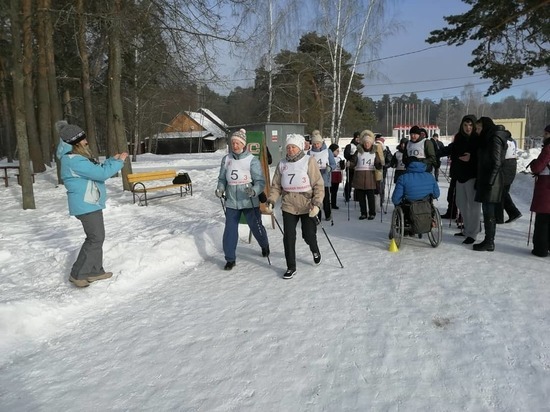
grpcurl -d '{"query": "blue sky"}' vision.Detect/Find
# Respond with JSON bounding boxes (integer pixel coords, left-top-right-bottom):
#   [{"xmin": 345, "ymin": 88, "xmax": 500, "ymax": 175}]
[
  {"xmin": 359, "ymin": 0, "xmax": 550, "ymax": 102},
  {"xmin": 216, "ymin": 0, "xmax": 550, "ymax": 103}
]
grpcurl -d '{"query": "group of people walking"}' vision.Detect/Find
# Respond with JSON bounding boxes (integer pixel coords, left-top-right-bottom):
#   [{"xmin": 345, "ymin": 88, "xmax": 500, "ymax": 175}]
[{"xmin": 55, "ymin": 119, "xmax": 550, "ymax": 287}]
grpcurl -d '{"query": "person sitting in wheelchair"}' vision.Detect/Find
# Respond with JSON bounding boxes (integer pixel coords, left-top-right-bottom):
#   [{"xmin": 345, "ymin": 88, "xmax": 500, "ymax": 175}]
[{"xmin": 391, "ymin": 157, "xmax": 440, "ymax": 235}]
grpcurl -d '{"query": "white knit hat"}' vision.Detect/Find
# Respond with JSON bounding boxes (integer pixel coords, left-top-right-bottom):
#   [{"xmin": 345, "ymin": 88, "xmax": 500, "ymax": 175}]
[
  {"xmin": 286, "ymin": 134, "xmax": 305, "ymax": 151},
  {"xmin": 311, "ymin": 130, "xmax": 323, "ymax": 144}
]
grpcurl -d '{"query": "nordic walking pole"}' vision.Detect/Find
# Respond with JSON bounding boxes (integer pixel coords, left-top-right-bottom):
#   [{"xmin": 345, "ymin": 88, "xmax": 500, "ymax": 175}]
[
  {"xmin": 271, "ymin": 211, "xmax": 284, "ymax": 235},
  {"xmin": 220, "ymin": 196, "xmax": 226, "ymax": 214},
  {"xmin": 245, "ymin": 184, "xmax": 271, "ymax": 265},
  {"xmin": 385, "ymin": 169, "xmax": 394, "ymax": 213},
  {"xmin": 448, "ymin": 185, "xmax": 456, "ymax": 228},
  {"xmin": 346, "ymin": 167, "xmax": 350, "ymax": 221},
  {"xmin": 315, "ymin": 217, "xmax": 344, "ymax": 268}
]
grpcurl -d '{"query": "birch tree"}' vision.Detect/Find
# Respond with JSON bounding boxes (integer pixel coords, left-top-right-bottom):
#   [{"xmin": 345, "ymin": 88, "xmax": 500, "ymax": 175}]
[{"xmin": 318, "ymin": 0, "xmax": 387, "ymax": 142}]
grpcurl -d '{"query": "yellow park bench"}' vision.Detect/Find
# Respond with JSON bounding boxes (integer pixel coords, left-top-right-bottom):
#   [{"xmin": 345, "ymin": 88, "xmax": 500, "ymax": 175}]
[{"xmin": 127, "ymin": 170, "xmax": 192, "ymax": 206}]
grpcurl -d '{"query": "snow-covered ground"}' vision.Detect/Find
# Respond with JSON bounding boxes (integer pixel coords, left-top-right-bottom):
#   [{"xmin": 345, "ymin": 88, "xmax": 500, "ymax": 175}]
[{"xmin": 1, "ymin": 147, "xmax": 549, "ymax": 411}]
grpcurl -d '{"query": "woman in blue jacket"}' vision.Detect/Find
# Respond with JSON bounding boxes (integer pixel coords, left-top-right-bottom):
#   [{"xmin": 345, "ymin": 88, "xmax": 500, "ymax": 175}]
[
  {"xmin": 56, "ymin": 121, "xmax": 127, "ymax": 287},
  {"xmin": 215, "ymin": 129, "xmax": 270, "ymax": 270}
]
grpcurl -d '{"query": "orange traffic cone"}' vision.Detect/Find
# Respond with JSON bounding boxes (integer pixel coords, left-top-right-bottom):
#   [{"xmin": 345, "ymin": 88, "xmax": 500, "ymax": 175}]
[{"xmin": 389, "ymin": 238, "xmax": 399, "ymax": 252}]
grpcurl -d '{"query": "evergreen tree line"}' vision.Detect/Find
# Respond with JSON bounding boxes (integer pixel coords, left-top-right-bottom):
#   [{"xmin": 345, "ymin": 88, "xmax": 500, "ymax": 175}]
[{"xmin": 0, "ymin": 0, "xmax": 548, "ymax": 209}]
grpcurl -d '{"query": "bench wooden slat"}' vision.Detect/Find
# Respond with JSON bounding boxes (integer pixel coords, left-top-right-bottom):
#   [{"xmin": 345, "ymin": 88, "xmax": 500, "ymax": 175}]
[
  {"xmin": 132, "ymin": 183, "xmax": 186, "ymax": 193},
  {"xmin": 128, "ymin": 169, "xmax": 192, "ymax": 206},
  {"xmin": 128, "ymin": 170, "xmax": 176, "ymax": 183}
]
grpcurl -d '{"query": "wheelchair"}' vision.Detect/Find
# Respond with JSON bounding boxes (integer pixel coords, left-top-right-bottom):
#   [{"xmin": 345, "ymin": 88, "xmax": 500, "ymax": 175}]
[{"xmin": 389, "ymin": 197, "xmax": 442, "ymax": 248}]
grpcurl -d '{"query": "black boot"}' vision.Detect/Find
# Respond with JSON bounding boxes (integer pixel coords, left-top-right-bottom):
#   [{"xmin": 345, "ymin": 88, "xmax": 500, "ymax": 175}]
[{"xmin": 473, "ymin": 218, "xmax": 495, "ymax": 252}]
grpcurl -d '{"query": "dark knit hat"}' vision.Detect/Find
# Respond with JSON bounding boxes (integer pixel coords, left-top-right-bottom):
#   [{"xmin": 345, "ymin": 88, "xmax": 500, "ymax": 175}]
[
  {"xmin": 409, "ymin": 125, "xmax": 422, "ymax": 136},
  {"xmin": 304, "ymin": 134, "xmax": 312, "ymax": 142},
  {"xmin": 56, "ymin": 120, "xmax": 86, "ymax": 145},
  {"xmin": 328, "ymin": 143, "xmax": 339, "ymax": 152},
  {"xmin": 545, "ymin": 124, "xmax": 550, "ymax": 133}
]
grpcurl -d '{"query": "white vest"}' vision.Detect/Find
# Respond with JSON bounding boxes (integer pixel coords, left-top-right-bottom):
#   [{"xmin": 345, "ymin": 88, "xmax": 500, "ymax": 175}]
[
  {"xmin": 280, "ymin": 156, "xmax": 312, "ymax": 192},
  {"xmin": 355, "ymin": 151, "xmax": 376, "ymax": 171},
  {"xmin": 395, "ymin": 151, "xmax": 406, "ymax": 170},
  {"xmin": 407, "ymin": 140, "xmax": 426, "ymax": 159},
  {"xmin": 505, "ymin": 139, "xmax": 517, "ymax": 160},
  {"xmin": 310, "ymin": 148, "xmax": 329, "ymax": 170},
  {"xmin": 225, "ymin": 155, "xmax": 253, "ymax": 185}
]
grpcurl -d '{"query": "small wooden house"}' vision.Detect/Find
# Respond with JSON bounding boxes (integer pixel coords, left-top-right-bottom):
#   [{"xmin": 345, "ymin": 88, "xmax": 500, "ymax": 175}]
[{"xmin": 152, "ymin": 108, "xmax": 229, "ymax": 154}]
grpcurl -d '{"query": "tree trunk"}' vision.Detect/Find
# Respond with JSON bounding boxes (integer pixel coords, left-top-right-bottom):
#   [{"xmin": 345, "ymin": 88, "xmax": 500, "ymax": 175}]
[
  {"xmin": 76, "ymin": 0, "xmax": 99, "ymax": 159},
  {"xmin": 63, "ymin": 89, "xmax": 72, "ymax": 118},
  {"xmin": 40, "ymin": 0, "xmax": 62, "ymax": 182},
  {"xmin": 108, "ymin": 0, "xmax": 132, "ymax": 189},
  {"xmin": 35, "ymin": 0, "xmax": 51, "ymax": 167},
  {"xmin": 22, "ymin": 0, "xmax": 46, "ymax": 173},
  {"xmin": 0, "ymin": 56, "xmax": 15, "ymax": 162},
  {"xmin": 10, "ymin": 0, "xmax": 36, "ymax": 209}
]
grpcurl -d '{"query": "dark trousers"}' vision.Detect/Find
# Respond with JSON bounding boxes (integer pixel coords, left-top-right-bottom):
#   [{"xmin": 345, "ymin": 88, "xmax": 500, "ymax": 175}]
[
  {"xmin": 532, "ymin": 213, "xmax": 550, "ymax": 256},
  {"xmin": 446, "ymin": 177, "xmax": 458, "ymax": 218},
  {"xmin": 356, "ymin": 188, "xmax": 376, "ymax": 217},
  {"xmin": 495, "ymin": 184, "xmax": 521, "ymax": 222},
  {"xmin": 322, "ymin": 186, "xmax": 331, "ymax": 219},
  {"xmin": 330, "ymin": 183, "xmax": 339, "ymax": 207},
  {"xmin": 481, "ymin": 202, "xmax": 497, "ymax": 241},
  {"xmin": 282, "ymin": 211, "xmax": 319, "ymax": 270},
  {"xmin": 72, "ymin": 210, "xmax": 105, "ymax": 280}
]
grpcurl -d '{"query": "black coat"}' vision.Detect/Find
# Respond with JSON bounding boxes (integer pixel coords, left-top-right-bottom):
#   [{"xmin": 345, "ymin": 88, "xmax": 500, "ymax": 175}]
[
  {"xmin": 475, "ymin": 126, "xmax": 507, "ymax": 204},
  {"xmin": 450, "ymin": 115, "xmax": 479, "ymax": 183}
]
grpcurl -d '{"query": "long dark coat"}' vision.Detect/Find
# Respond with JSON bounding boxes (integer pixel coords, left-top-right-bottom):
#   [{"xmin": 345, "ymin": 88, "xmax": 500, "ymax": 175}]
[
  {"xmin": 530, "ymin": 141, "xmax": 550, "ymax": 214},
  {"xmin": 475, "ymin": 122, "xmax": 507, "ymax": 204}
]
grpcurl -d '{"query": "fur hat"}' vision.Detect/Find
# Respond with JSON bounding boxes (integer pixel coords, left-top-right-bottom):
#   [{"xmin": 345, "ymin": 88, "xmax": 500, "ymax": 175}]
[
  {"xmin": 311, "ymin": 130, "xmax": 323, "ymax": 144},
  {"xmin": 231, "ymin": 128, "xmax": 247, "ymax": 146},
  {"xmin": 56, "ymin": 120, "xmax": 86, "ymax": 145},
  {"xmin": 360, "ymin": 129, "xmax": 375, "ymax": 145},
  {"xmin": 409, "ymin": 125, "xmax": 422, "ymax": 136},
  {"xmin": 286, "ymin": 134, "xmax": 305, "ymax": 151}
]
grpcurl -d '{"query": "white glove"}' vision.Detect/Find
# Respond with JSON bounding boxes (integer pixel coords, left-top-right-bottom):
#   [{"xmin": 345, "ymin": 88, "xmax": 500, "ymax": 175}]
[
  {"xmin": 215, "ymin": 189, "xmax": 224, "ymax": 198},
  {"xmin": 309, "ymin": 205, "xmax": 320, "ymax": 218},
  {"xmin": 244, "ymin": 186, "xmax": 255, "ymax": 197},
  {"xmin": 265, "ymin": 201, "xmax": 274, "ymax": 214},
  {"xmin": 326, "ymin": 164, "xmax": 332, "ymax": 174}
]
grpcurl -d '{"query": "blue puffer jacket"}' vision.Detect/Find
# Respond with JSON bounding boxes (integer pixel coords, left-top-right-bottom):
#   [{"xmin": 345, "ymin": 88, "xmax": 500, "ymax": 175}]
[
  {"xmin": 56, "ymin": 140, "xmax": 125, "ymax": 216},
  {"xmin": 309, "ymin": 143, "xmax": 337, "ymax": 187},
  {"xmin": 392, "ymin": 161, "xmax": 440, "ymax": 205},
  {"xmin": 217, "ymin": 149, "xmax": 266, "ymax": 210}
]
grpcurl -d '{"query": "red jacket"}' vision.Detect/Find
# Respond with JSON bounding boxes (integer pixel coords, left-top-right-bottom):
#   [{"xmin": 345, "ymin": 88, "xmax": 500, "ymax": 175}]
[{"xmin": 530, "ymin": 143, "xmax": 550, "ymax": 214}]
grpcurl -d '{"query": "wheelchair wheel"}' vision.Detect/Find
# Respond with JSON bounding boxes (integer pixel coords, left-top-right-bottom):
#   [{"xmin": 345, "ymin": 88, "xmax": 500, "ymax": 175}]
[
  {"xmin": 390, "ymin": 206, "xmax": 405, "ymax": 248},
  {"xmin": 427, "ymin": 205, "xmax": 442, "ymax": 247}
]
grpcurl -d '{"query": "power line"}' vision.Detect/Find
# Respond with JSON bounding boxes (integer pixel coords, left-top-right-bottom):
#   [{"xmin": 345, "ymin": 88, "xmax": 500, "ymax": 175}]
[{"xmin": 363, "ymin": 77, "xmax": 550, "ymax": 98}]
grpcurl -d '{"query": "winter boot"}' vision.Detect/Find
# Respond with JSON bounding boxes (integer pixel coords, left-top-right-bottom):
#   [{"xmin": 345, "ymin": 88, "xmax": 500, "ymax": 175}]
[{"xmin": 473, "ymin": 217, "xmax": 495, "ymax": 252}]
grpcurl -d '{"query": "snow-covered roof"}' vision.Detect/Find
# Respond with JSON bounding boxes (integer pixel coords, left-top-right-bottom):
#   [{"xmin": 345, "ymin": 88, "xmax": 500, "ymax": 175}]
[
  {"xmin": 153, "ymin": 131, "xmax": 216, "ymax": 140},
  {"xmin": 185, "ymin": 111, "xmax": 227, "ymax": 139},
  {"xmin": 198, "ymin": 108, "xmax": 228, "ymax": 129}
]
